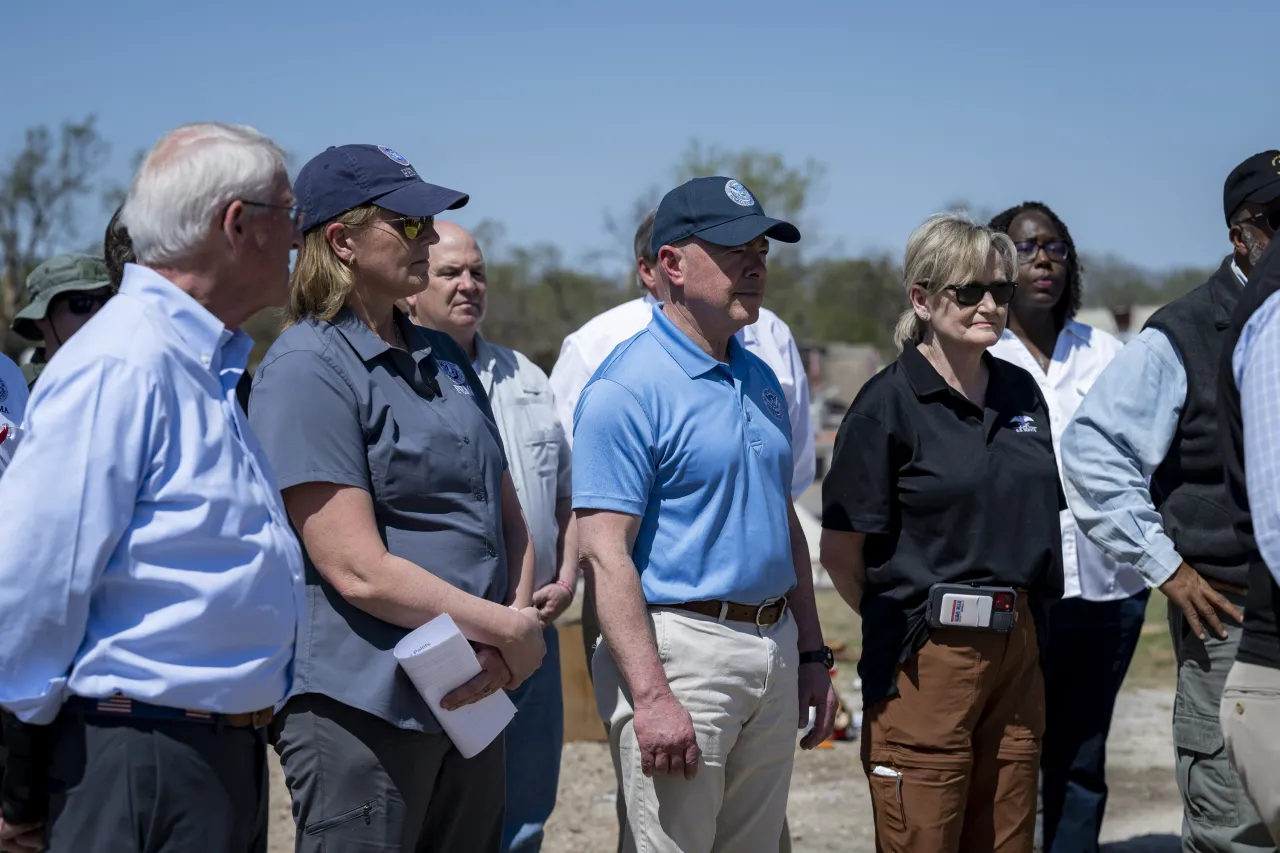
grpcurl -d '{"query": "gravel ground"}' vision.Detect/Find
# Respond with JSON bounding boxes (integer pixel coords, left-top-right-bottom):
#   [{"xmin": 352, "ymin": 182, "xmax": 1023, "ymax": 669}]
[{"xmin": 266, "ymin": 688, "xmax": 1183, "ymax": 852}]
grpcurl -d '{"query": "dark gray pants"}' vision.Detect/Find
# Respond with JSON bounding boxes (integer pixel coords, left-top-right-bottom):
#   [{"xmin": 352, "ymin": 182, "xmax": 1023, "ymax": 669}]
[
  {"xmin": 273, "ymin": 693, "xmax": 505, "ymax": 853},
  {"xmin": 44, "ymin": 711, "xmax": 269, "ymax": 853},
  {"xmin": 1168, "ymin": 598, "xmax": 1276, "ymax": 853}
]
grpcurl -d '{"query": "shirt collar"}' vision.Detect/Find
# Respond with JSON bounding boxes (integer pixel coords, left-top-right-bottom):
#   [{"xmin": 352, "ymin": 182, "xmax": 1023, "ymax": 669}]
[
  {"xmin": 900, "ymin": 339, "xmax": 998, "ymax": 401},
  {"xmin": 647, "ymin": 303, "xmax": 744, "ymax": 378},
  {"xmin": 472, "ymin": 332, "xmax": 498, "ymax": 394},
  {"xmin": 120, "ymin": 263, "xmax": 247, "ymax": 374},
  {"xmin": 330, "ymin": 307, "xmax": 429, "ymax": 364},
  {"xmin": 1232, "ymin": 259, "xmax": 1249, "ymax": 287}
]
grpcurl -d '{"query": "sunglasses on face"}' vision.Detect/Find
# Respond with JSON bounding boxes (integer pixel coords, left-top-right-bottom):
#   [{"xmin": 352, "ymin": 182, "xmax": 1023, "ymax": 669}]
[
  {"xmin": 58, "ymin": 291, "xmax": 114, "ymax": 316},
  {"xmin": 384, "ymin": 215, "xmax": 435, "ymax": 241},
  {"xmin": 1013, "ymin": 241, "xmax": 1069, "ymax": 263},
  {"xmin": 942, "ymin": 280, "xmax": 1018, "ymax": 307},
  {"xmin": 1240, "ymin": 209, "xmax": 1280, "ymax": 234}
]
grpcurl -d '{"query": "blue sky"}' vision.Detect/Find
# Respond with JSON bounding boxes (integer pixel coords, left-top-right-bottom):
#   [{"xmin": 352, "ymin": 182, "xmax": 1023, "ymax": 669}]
[{"xmin": 4, "ymin": 0, "xmax": 1277, "ymax": 276}]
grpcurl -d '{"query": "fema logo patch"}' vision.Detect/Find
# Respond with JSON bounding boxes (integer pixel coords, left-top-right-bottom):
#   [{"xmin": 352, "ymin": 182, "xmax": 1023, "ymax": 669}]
[
  {"xmin": 378, "ymin": 146, "xmax": 411, "ymax": 166},
  {"xmin": 762, "ymin": 387, "xmax": 784, "ymax": 420},
  {"xmin": 725, "ymin": 179, "xmax": 755, "ymax": 207},
  {"xmin": 1010, "ymin": 415, "xmax": 1037, "ymax": 433},
  {"xmin": 438, "ymin": 360, "xmax": 473, "ymax": 396}
]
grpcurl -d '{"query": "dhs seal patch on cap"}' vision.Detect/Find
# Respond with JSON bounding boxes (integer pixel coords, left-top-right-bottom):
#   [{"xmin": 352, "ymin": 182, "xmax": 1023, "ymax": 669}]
[
  {"xmin": 378, "ymin": 146, "xmax": 411, "ymax": 166},
  {"xmin": 725, "ymin": 180, "xmax": 755, "ymax": 207}
]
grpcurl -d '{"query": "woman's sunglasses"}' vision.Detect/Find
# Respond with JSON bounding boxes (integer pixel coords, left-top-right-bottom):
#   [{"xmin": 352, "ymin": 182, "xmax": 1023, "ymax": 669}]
[
  {"xmin": 383, "ymin": 215, "xmax": 435, "ymax": 241},
  {"xmin": 942, "ymin": 280, "xmax": 1017, "ymax": 307}
]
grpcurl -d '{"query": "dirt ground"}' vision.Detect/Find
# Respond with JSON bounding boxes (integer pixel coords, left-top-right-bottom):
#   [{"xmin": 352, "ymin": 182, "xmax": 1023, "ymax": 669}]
[{"xmin": 265, "ymin": 687, "xmax": 1183, "ymax": 852}]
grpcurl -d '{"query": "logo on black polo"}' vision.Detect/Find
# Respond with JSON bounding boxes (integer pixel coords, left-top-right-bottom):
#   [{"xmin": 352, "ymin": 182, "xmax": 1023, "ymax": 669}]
[{"xmin": 1010, "ymin": 415, "xmax": 1038, "ymax": 433}]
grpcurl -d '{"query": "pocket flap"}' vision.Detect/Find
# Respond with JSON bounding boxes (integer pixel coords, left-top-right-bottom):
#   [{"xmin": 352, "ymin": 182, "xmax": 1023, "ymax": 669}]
[{"xmin": 1173, "ymin": 715, "xmax": 1224, "ymax": 755}]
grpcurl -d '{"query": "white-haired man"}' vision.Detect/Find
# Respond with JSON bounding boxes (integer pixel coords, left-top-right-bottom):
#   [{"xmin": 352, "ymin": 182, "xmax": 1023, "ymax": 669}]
[{"xmin": 0, "ymin": 123, "xmax": 304, "ymax": 853}]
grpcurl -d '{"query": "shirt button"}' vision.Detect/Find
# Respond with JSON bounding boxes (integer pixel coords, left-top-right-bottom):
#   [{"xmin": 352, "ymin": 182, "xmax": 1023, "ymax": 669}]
[
  {"xmin": 463, "ymin": 437, "xmax": 471, "ymax": 444},
  {"xmin": 474, "ymin": 487, "xmax": 487, "ymax": 502},
  {"xmin": 486, "ymin": 543, "xmax": 498, "ymax": 558}
]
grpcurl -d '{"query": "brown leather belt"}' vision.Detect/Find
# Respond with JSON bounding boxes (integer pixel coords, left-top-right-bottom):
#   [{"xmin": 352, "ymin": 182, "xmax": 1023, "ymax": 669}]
[
  {"xmin": 661, "ymin": 596, "xmax": 789, "ymax": 626},
  {"xmin": 1207, "ymin": 578, "xmax": 1249, "ymax": 597}
]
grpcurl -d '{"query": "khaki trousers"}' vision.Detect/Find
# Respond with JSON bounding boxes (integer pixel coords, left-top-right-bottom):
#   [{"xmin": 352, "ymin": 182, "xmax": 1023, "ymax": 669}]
[
  {"xmin": 593, "ymin": 607, "xmax": 799, "ymax": 853},
  {"xmin": 1220, "ymin": 661, "xmax": 1280, "ymax": 846},
  {"xmin": 862, "ymin": 597, "xmax": 1045, "ymax": 853}
]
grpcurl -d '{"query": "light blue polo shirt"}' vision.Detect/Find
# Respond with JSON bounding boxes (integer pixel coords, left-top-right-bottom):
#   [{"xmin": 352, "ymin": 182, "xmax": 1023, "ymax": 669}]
[{"xmin": 572, "ymin": 304, "xmax": 795, "ymax": 605}]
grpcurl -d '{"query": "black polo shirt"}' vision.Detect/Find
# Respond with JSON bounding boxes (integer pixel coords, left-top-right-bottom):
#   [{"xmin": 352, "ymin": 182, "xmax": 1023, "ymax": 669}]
[{"xmin": 822, "ymin": 341, "xmax": 1065, "ymax": 705}]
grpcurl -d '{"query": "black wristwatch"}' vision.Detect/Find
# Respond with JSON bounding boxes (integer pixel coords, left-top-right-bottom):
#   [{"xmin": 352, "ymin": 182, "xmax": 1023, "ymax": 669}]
[{"xmin": 798, "ymin": 646, "xmax": 834, "ymax": 669}]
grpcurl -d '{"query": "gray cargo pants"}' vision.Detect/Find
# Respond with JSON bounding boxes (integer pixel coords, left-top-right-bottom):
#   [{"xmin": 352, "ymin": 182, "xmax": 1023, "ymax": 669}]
[{"xmin": 1168, "ymin": 597, "xmax": 1276, "ymax": 853}]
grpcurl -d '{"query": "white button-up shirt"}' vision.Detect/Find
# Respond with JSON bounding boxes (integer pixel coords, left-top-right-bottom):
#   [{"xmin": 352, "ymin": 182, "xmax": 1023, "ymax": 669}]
[
  {"xmin": 991, "ymin": 320, "xmax": 1147, "ymax": 601},
  {"xmin": 474, "ymin": 334, "xmax": 572, "ymax": 590},
  {"xmin": 0, "ymin": 264, "xmax": 305, "ymax": 724},
  {"xmin": 548, "ymin": 294, "xmax": 816, "ymax": 497}
]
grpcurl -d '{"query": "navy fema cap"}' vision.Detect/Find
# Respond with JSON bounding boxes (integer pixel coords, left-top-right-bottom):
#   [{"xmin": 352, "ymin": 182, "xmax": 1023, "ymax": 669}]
[
  {"xmin": 295, "ymin": 144, "xmax": 469, "ymax": 232},
  {"xmin": 650, "ymin": 176, "xmax": 801, "ymax": 256}
]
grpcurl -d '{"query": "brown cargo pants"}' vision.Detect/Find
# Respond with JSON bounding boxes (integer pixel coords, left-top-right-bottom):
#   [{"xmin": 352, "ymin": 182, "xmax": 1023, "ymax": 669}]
[{"xmin": 861, "ymin": 596, "xmax": 1045, "ymax": 853}]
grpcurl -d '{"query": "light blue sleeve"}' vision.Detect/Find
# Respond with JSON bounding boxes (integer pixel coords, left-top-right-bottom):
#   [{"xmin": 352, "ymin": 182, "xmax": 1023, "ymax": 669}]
[
  {"xmin": 1237, "ymin": 293, "xmax": 1280, "ymax": 587},
  {"xmin": 1060, "ymin": 328, "xmax": 1187, "ymax": 588},
  {"xmin": 0, "ymin": 359, "xmax": 154, "ymax": 723},
  {"xmin": 571, "ymin": 378, "xmax": 656, "ymax": 517}
]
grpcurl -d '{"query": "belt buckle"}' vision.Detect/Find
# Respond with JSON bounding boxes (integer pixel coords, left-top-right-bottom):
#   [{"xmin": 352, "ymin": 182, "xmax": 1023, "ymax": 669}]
[
  {"xmin": 250, "ymin": 708, "xmax": 273, "ymax": 729},
  {"xmin": 756, "ymin": 596, "xmax": 786, "ymax": 628}
]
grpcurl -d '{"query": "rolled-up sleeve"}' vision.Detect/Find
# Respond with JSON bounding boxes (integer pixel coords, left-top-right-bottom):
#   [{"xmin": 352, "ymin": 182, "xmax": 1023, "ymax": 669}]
[
  {"xmin": 0, "ymin": 359, "xmax": 154, "ymax": 723},
  {"xmin": 249, "ymin": 350, "xmax": 369, "ymax": 492},
  {"xmin": 572, "ymin": 379, "xmax": 655, "ymax": 516},
  {"xmin": 1060, "ymin": 328, "xmax": 1186, "ymax": 587}
]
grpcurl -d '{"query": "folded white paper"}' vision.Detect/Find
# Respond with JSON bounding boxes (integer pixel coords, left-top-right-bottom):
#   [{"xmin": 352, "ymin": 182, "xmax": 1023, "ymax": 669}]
[{"xmin": 393, "ymin": 614, "xmax": 516, "ymax": 759}]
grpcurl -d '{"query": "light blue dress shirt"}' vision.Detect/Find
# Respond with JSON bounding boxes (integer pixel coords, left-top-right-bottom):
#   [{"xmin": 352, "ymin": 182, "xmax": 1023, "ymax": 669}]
[
  {"xmin": 1234, "ymin": 289, "xmax": 1280, "ymax": 586},
  {"xmin": 572, "ymin": 304, "xmax": 795, "ymax": 605},
  {"xmin": 1060, "ymin": 327, "xmax": 1187, "ymax": 588},
  {"xmin": 0, "ymin": 264, "xmax": 305, "ymax": 725}
]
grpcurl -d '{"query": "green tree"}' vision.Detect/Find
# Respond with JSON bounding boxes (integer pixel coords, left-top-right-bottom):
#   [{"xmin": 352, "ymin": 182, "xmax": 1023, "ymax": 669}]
[{"xmin": 0, "ymin": 116, "xmax": 110, "ymax": 354}]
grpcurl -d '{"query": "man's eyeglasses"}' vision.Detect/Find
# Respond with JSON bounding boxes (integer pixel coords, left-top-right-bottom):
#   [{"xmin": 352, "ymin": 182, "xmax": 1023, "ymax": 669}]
[
  {"xmin": 241, "ymin": 200, "xmax": 305, "ymax": 227},
  {"xmin": 58, "ymin": 291, "xmax": 114, "ymax": 316},
  {"xmin": 382, "ymin": 215, "xmax": 435, "ymax": 241},
  {"xmin": 1013, "ymin": 241, "xmax": 1070, "ymax": 263},
  {"xmin": 942, "ymin": 280, "xmax": 1018, "ymax": 307},
  {"xmin": 1238, "ymin": 209, "xmax": 1280, "ymax": 235}
]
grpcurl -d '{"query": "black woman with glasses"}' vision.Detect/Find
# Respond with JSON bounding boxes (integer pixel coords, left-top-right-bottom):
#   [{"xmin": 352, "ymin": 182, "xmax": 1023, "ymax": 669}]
[
  {"xmin": 1059, "ymin": 153, "xmax": 1280, "ymax": 853},
  {"xmin": 249, "ymin": 144, "xmax": 546, "ymax": 852},
  {"xmin": 987, "ymin": 201, "xmax": 1149, "ymax": 853},
  {"xmin": 819, "ymin": 212, "xmax": 1064, "ymax": 852},
  {"xmin": 10, "ymin": 253, "xmax": 115, "ymax": 389}
]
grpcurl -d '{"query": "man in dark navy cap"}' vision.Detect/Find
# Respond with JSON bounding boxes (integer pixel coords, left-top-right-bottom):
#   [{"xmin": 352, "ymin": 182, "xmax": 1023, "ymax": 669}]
[
  {"xmin": 574, "ymin": 177, "xmax": 836, "ymax": 853},
  {"xmin": 1063, "ymin": 151, "xmax": 1280, "ymax": 853}
]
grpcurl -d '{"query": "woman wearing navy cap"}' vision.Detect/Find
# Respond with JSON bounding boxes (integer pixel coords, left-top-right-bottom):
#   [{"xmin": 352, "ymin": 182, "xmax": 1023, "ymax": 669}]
[{"xmin": 250, "ymin": 144, "xmax": 544, "ymax": 852}]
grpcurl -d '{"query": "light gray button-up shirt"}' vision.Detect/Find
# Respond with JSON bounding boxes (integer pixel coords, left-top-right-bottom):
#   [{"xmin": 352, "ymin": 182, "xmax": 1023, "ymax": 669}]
[{"xmin": 474, "ymin": 334, "xmax": 571, "ymax": 590}]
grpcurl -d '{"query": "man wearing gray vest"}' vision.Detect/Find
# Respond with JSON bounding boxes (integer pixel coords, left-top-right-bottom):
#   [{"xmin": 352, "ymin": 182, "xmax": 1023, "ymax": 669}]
[{"xmin": 1062, "ymin": 152, "xmax": 1280, "ymax": 853}]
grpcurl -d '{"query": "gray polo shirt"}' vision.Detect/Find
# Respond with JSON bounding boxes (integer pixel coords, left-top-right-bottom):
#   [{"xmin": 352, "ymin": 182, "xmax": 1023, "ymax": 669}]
[{"xmin": 250, "ymin": 308, "xmax": 508, "ymax": 732}]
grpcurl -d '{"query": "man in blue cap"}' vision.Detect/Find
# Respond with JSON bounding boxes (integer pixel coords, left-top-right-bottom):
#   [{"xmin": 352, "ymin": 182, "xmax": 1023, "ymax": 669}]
[{"xmin": 574, "ymin": 177, "xmax": 837, "ymax": 853}]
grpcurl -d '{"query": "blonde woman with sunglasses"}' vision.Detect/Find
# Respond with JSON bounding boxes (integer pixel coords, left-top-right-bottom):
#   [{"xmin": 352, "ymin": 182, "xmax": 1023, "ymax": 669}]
[
  {"xmin": 819, "ymin": 212, "xmax": 1065, "ymax": 853},
  {"xmin": 249, "ymin": 144, "xmax": 545, "ymax": 853}
]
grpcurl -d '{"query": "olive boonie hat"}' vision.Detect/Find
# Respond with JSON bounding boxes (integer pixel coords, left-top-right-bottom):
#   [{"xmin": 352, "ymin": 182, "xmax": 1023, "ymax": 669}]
[{"xmin": 12, "ymin": 253, "xmax": 112, "ymax": 341}]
